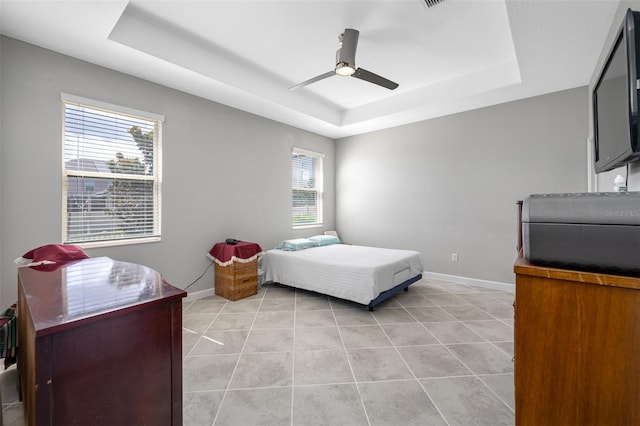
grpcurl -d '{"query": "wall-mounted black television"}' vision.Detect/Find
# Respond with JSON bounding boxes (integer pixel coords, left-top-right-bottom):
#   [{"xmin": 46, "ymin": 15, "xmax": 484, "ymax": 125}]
[{"xmin": 593, "ymin": 8, "xmax": 640, "ymax": 174}]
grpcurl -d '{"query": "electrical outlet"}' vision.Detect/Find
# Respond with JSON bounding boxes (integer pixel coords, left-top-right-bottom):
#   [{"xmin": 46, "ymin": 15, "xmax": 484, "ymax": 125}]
[{"xmin": 451, "ymin": 253, "xmax": 458, "ymax": 262}]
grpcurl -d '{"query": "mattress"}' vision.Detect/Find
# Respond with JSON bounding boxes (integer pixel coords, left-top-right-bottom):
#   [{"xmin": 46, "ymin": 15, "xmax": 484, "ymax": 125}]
[{"xmin": 261, "ymin": 244, "xmax": 424, "ymax": 305}]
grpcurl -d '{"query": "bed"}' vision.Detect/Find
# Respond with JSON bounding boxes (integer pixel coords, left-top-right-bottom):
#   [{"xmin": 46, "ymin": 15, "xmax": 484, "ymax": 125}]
[{"xmin": 261, "ymin": 237, "xmax": 424, "ymax": 310}]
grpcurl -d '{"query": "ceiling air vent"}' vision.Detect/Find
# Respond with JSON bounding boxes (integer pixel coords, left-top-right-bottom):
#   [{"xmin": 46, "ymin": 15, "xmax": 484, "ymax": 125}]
[{"xmin": 423, "ymin": 0, "xmax": 445, "ymax": 8}]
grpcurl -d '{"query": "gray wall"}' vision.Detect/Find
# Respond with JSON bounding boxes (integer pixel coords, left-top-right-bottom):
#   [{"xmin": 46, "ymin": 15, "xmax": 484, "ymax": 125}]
[
  {"xmin": 335, "ymin": 87, "xmax": 589, "ymax": 284},
  {"xmin": 0, "ymin": 34, "xmax": 596, "ymax": 303},
  {"xmin": 0, "ymin": 36, "xmax": 335, "ymax": 305}
]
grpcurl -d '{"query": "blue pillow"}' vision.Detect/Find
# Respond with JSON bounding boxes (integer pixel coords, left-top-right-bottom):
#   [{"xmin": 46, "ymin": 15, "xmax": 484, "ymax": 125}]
[
  {"xmin": 308, "ymin": 235, "xmax": 341, "ymax": 246},
  {"xmin": 274, "ymin": 238, "xmax": 318, "ymax": 251}
]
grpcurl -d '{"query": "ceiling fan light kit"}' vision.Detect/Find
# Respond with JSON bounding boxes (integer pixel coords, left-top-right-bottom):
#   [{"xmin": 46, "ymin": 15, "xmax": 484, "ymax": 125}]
[
  {"xmin": 290, "ymin": 28, "xmax": 398, "ymax": 91},
  {"xmin": 335, "ymin": 63, "xmax": 355, "ymax": 76}
]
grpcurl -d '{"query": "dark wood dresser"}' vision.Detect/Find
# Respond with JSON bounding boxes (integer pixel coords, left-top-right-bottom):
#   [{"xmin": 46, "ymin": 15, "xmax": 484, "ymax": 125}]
[{"xmin": 17, "ymin": 257, "xmax": 186, "ymax": 426}]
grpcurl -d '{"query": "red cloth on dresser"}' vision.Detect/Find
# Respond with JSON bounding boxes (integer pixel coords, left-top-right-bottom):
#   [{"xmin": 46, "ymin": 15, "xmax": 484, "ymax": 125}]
[
  {"xmin": 18, "ymin": 244, "xmax": 89, "ymax": 271},
  {"xmin": 207, "ymin": 241, "xmax": 263, "ymax": 266}
]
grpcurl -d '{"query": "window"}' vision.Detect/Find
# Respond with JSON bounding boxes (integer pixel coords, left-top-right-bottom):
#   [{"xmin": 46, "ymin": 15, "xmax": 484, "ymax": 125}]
[
  {"xmin": 292, "ymin": 148, "xmax": 323, "ymax": 228},
  {"xmin": 62, "ymin": 94, "xmax": 163, "ymax": 247}
]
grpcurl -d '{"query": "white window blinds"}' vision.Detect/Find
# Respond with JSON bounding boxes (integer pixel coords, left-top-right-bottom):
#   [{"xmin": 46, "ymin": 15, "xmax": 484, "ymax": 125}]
[
  {"xmin": 62, "ymin": 95, "xmax": 163, "ymax": 246},
  {"xmin": 292, "ymin": 148, "xmax": 323, "ymax": 227}
]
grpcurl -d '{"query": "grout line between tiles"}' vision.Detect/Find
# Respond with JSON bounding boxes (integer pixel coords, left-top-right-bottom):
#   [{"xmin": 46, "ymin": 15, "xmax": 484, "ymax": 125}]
[
  {"xmin": 416, "ymin": 288, "xmax": 516, "ymax": 415},
  {"xmin": 210, "ymin": 287, "xmax": 266, "ymax": 425},
  {"xmin": 329, "ymin": 296, "xmax": 373, "ymax": 426},
  {"xmin": 373, "ymin": 299, "xmax": 451, "ymax": 426}
]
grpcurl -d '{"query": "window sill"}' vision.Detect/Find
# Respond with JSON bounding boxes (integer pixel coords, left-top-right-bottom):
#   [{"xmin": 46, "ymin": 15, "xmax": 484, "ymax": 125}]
[
  {"xmin": 292, "ymin": 224, "xmax": 323, "ymax": 230},
  {"xmin": 70, "ymin": 236, "xmax": 161, "ymax": 250}
]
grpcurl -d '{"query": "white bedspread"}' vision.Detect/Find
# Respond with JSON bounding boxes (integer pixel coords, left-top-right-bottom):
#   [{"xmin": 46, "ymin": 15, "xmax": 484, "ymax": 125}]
[{"xmin": 261, "ymin": 244, "xmax": 424, "ymax": 305}]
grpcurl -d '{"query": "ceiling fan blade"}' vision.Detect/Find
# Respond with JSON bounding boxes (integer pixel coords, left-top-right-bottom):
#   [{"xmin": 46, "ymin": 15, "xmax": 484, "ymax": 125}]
[
  {"xmin": 289, "ymin": 71, "xmax": 335, "ymax": 91},
  {"xmin": 352, "ymin": 68, "xmax": 399, "ymax": 90}
]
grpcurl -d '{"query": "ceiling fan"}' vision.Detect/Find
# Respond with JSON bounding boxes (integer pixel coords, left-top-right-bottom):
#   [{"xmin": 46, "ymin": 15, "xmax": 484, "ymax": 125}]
[{"xmin": 289, "ymin": 28, "xmax": 399, "ymax": 91}]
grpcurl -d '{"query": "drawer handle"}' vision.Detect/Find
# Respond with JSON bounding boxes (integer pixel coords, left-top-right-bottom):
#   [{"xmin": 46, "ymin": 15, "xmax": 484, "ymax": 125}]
[{"xmin": 242, "ymin": 278, "xmax": 251, "ymax": 283}]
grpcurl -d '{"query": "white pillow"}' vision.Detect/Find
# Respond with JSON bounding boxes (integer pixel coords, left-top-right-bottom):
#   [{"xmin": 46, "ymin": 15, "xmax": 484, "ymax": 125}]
[{"xmin": 274, "ymin": 238, "xmax": 318, "ymax": 251}]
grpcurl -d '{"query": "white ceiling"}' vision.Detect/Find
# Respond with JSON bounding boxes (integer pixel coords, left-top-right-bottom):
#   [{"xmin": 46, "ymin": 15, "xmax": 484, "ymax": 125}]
[{"xmin": 0, "ymin": 0, "xmax": 622, "ymax": 139}]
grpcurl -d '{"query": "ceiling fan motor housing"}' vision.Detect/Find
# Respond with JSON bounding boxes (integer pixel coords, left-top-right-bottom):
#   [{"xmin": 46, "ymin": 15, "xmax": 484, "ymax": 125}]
[{"xmin": 335, "ymin": 28, "xmax": 359, "ymax": 75}]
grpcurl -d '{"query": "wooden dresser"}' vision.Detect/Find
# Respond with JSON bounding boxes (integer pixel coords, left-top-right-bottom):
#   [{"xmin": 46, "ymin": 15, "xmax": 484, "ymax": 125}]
[
  {"xmin": 17, "ymin": 257, "xmax": 186, "ymax": 426},
  {"xmin": 514, "ymin": 256, "xmax": 640, "ymax": 425}
]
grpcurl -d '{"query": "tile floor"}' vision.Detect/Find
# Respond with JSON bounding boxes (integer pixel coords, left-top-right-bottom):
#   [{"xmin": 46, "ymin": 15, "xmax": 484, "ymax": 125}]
[{"xmin": 0, "ymin": 278, "xmax": 516, "ymax": 426}]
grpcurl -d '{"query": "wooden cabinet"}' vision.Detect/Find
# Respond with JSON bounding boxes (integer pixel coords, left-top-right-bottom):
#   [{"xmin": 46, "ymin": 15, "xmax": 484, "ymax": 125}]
[
  {"xmin": 514, "ymin": 256, "xmax": 640, "ymax": 425},
  {"xmin": 17, "ymin": 257, "xmax": 186, "ymax": 426},
  {"xmin": 209, "ymin": 240, "xmax": 262, "ymax": 301},
  {"xmin": 215, "ymin": 259, "xmax": 258, "ymax": 301}
]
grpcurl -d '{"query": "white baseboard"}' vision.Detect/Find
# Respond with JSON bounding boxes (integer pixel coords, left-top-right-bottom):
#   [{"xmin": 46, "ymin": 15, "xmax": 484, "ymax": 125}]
[
  {"xmin": 422, "ymin": 271, "xmax": 515, "ymax": 293},
  {"xmin": 184, "ymin": 287, "xmax": 216, "ymax": 302},
  {"xmin": 184, "ymin": 273, "xmax": 514, "ymax": 301}
]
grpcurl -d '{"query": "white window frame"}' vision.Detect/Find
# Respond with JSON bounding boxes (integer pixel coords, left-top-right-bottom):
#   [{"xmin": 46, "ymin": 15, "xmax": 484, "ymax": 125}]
[
  {"xmin": 61, "ymin": 94, "xmax": 164, "ymax": 248},
  {"xmin": 292, "ymin": 147, "xmax": 324, "ymax": 229}
]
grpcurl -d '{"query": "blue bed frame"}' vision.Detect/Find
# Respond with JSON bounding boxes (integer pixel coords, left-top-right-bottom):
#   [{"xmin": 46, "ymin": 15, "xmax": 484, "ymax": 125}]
[{"xmin": 367, "ymin": 274, "xmax": 422, "ymax": 311}]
